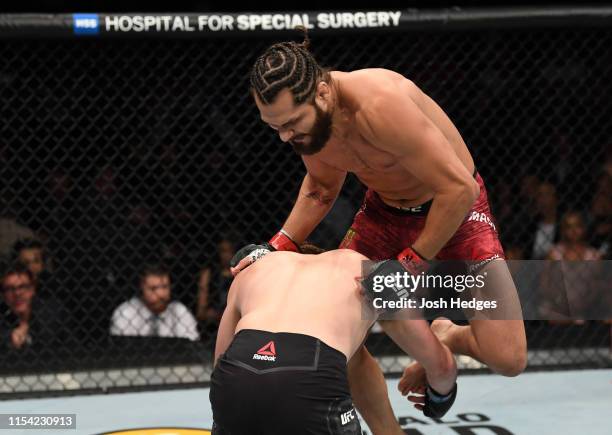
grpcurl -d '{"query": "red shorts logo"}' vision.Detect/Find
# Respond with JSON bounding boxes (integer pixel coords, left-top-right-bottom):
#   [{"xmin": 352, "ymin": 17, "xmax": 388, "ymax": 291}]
[
  {"xmin": 339, "ymin": 228, "xmax": 357, "ymax": 249},
  {"xmin": 252, "ymin": 341, "xmax": 276, "ymax": 362}
]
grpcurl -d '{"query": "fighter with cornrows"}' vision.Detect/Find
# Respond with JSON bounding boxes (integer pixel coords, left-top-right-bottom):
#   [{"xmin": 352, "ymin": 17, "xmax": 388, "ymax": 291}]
[{"xmin": 231, "ymin": 30, "xmax": 526, "ymax": 434}]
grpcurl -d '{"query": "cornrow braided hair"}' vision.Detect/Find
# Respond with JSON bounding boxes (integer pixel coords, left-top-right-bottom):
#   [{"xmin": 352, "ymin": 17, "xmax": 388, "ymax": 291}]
[{"xmin": 250, "ymin": 29, "xmax": 324, "ymax": 105}]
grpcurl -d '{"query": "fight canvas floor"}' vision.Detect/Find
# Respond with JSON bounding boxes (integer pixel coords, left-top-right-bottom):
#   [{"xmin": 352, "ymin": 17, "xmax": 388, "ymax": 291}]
[{"xmin": 0, "ymin": 369, "xmax": 610, "ymax": 435}]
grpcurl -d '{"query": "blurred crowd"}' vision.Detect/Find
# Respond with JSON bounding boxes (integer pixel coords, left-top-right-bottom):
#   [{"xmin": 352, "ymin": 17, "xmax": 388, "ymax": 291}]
[
  {"xmin": 492, "ymin": 147, "xmax": 611, "ymax": 325},
  {"xmin": 494, "ymin": 160, "xmax": 611, "ymax": 262},
  {"xmin": 0, "ymin": 232, "xmax": 237, "ymax": 353},
  {"xmin": 0, "ymin": 148, "xmax": 610, "ymax": 356}
]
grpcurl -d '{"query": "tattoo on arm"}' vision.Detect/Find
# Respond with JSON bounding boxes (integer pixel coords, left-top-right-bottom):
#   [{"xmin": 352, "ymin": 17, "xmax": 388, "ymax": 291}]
[{"xmin": 304, "ymin": 190, "xmax": 334, "ymax": 205}]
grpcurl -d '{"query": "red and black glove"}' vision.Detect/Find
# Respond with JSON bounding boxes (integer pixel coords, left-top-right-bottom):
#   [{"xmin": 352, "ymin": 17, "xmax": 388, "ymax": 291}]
[
  {"xmin": 397, "ymin": 246, "xmax": 430, "ymax": 276},
  {"xmin": 362, "ymin": 246, "xmax": 430, "ymax": 312},
  {"xmin": 268, "ymin": 230, "xmax": 300, "ymax": 252},
  {"xmin": 230, "ymin": 230, "xmax": 300, "ymax": 271}
]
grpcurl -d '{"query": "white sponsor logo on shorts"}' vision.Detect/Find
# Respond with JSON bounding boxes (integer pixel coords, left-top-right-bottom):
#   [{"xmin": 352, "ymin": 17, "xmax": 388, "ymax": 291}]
[
  {"xmin": 252, "ymin": 354, "xmax": 276, "ymax": 361},
  {"xmin": 467, "ymin": 211, "xmax": 496, "ymax": 231},
  {"xmin": 468, "ymin": 254, "xmax": 501, "ymax": 273},
  {"xmin": 340, "ymin": 408, "xmax": 356, "ymax": 425}
]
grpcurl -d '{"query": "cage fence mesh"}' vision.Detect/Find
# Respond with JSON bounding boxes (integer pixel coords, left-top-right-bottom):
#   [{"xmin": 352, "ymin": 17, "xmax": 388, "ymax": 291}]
[{"xmin": 0, "ymin": 25, "xmax": 611, "ymax": 395}]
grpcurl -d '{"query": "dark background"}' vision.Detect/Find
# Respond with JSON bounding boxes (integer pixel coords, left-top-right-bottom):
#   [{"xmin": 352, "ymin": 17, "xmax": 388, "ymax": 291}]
[
  {"xmin": 4, "ymin": 1, "xmax": 612, "ymax": 13},
  {"xmin": 1, "ymin": 5, "xmax": 610, "ymax": 395}
]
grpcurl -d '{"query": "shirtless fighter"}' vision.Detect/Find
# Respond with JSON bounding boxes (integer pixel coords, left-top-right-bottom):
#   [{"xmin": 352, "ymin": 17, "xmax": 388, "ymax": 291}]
[
  {"xmin": 211, "ymin": 247, "xmax": 457, "ymax": 434},
  {"xmin": 231, "ymin": 34, "xmax": 526, "ymax": 434}
]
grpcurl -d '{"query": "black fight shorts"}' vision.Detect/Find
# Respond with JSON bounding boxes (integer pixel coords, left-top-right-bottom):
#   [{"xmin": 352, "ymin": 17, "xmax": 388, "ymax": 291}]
[{"xmin": 210, "ymin": 329, "xmax": 361, "ymax": 435}]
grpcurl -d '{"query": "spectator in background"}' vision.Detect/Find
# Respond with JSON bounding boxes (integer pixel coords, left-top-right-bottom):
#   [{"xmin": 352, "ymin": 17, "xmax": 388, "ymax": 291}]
[
  {"xmin": 0, "ymin": 216, "xmax": 35, "ymax": 260},
  {"xmin": 547, "ymin": 211, "xmax": 601, "ymax": 262},
  {"xmin": 531, "ymin": 182, "xmax": 559, "ymax": 259},
  {"xmin": 110, "ymin": 264, "xmax": 199, "ymax": 341},
  {"xmin": 519, "ymin": 174, "xmax": 540, "ymax": 219},
  {"xmin": 495, "ymin": 172, "xmax": 550, "ymax": 258},
  {"xmin": 547, "ymin": 130, "xmax": 583, "ymax": 205},
  {"xmin": 11, "ymin": 238, "xmax": 63, "ymax": 305},
  {"xmin": 496, "ymin": 180, "xmax": 537, "ymax": 257},
  {"xmin": 79, "ymin": 164, "xmax": 132, "ymax": 287},
  {"xmin": 1, "ymin": 262, "xmax": 73, "ymax": 351},
  {"xmin": 588, "ymin": 172, "xmax": 611, "ymax": 259},
  {"xmin": 505, "ymin": 244, "xmax": 524, "ymax": 261},
  {"xmin": 593, "ymin": 152, "xmax": 612, "ymax": 350},
  {"xmin": 44, "ymin": 168, "xmax": 77, "ymax": 249},
  {"xmin": 12, "ymin": 238, "xmax": 45, "ymax": 279},
  {"xmin": 540, "ymin": 211, "xmax": 602, "ymax": 324},
  {"xmin": 196, "ymin": 237, "xmax": 235, "ymax": 341}
]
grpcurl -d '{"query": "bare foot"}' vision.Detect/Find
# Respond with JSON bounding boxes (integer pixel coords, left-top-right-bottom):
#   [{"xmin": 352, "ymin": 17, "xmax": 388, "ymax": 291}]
[
  {"xmin": 398, "ymin": 361, "xmax": 427, "ymax": 396},
  {"xmin": 431, "ymin": 317, "xmax": 454, "ymax": 345}
]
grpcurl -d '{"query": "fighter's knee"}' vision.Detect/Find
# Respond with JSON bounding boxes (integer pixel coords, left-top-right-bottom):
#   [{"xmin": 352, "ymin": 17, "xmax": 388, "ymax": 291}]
[
  {"xmin": 492, "ymin": 343, "xmax": 527, "ymax": 377},
  {"xmin": 497, "ymin": 356, "xmax": 526, "ymax": 377}
]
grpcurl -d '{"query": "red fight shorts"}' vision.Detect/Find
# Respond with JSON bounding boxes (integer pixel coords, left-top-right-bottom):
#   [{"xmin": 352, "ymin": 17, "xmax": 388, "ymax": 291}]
[{"xmin": 339, "ymin": 172, "xmax": 505, "ymax": 262}]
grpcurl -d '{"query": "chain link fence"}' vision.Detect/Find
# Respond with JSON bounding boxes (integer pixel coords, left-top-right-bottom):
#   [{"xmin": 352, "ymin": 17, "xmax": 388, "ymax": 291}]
[{"xmin": 1, "ymin": 10, "xmax": 611, "ymax": 396}]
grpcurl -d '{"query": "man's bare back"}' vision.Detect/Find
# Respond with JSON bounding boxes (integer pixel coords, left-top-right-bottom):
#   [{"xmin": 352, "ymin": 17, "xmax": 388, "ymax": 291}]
[
  {"xmin": 231, "ymin": 249, "xmax": 373, "ymax": 360},
  {"xmin": 214, "ymin": 246, "xmax": 458, "ymax": 430},
  {"xmin": 305, "ymin": 69, "xmax": 475, "ymax": 208}
]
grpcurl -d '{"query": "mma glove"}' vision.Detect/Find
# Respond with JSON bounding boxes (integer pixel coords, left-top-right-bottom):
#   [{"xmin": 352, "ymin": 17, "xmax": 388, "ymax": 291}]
[
  {"xmin": 229, "ymin": 230, "xmax": 300, "ymax": 270},
  {"xmin": 423, "ymin": 382, "xmax": 458, "ymax": 418},
  {"xmin": 361, "ymin": 246, "xmax": 430, "ymax": 312}
]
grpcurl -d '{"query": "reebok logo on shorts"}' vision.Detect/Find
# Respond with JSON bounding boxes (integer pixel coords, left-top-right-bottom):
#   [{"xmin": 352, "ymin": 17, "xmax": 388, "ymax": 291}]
[
  {"xmin": 467, "ymin": 254, "xmax": 501, "ymax": 273},
  {"xmin": 252, "ymin": 340, "xmax": 276, "ymax": 362}
]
